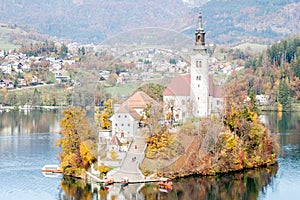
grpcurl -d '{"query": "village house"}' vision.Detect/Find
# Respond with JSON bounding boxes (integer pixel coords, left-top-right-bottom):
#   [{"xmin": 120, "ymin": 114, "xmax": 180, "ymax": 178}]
[
  {"xmin": 0, "ymin": 62, "xmax": 12, "ymax": 74},
  {"xmin": 110, "ymin": 91, "xmax": 161, "ymax": 137},
  {"xmin": 0, "ymin": 79, "xmax": 14, "ymax": 88}
]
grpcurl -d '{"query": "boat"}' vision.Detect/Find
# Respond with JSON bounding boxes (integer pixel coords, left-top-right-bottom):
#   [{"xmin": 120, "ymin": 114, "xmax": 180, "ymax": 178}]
[
  {"xmin": 121, "ymin": 177, "xmax": 129, "ymax": 187},
  {"xmin": 103, "ymin": 176, "xmax": 114, "ymax": 185},
  {"xmin": 158, "ymin": 178, "xmax": 173, "ymax": 193},
  {"xmin": 41, "ymin": 164, "xmax": 62, "ymax": 173}
]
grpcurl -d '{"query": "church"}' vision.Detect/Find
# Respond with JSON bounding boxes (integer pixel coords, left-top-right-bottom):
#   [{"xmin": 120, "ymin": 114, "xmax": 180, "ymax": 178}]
[{"xmin": 163, "ymin": 12, "xmax": 223, "ymax": 122}]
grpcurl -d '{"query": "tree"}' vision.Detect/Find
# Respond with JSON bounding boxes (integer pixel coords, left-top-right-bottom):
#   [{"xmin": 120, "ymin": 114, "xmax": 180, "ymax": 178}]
[
  {"xmin": 140, "ymin": 103, "xmax": 162, "ymax": 134},
  {"xmin": 278, "ymin": 77, "xmax": 290, "ymax": 111},
  {"xmin": 164, "ymin": 98, "xmax": 178, "ymax": 126},
  {"xmin": 56, "ymin": 107, "xmax": 96, "ymax": 177},
  {"xmin": 294, "ymin": 56, "xmax": 300, "ymax": 78},
  {"xmin": 97, "ymin": 99, "xmax": 114, "ymax": 129},
  {"xmin": 60, "ymin": 43, "xmax": 68, "ymax": 59}
]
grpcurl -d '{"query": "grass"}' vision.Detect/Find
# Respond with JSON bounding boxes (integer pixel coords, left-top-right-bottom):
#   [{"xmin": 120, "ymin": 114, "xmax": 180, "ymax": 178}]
[
  {"xmin": 233, "ymin": 42, "xmax": 268, "ymax": 52},
  {"xmin": 0, "ymin": 26, "xmax": 21, "ymax": 50},
  {"xmin": 106, "ymin": 83, "xmax": 140, "ymax": 97}
]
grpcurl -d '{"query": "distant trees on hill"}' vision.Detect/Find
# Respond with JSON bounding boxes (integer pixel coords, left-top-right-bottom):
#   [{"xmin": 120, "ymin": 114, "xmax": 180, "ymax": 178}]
[{"xmin": 244, "ymin": 35, "xmax": 300, "ymax": 110}]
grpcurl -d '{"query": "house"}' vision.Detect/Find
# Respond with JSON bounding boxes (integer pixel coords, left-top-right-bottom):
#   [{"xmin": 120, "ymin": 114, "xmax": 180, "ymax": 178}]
[
  {"xmin": 163, "ymin": 12, "xmax": 223, "ymax": 122},
  {"xmin": 110, "ymin": 91, "xmax": 161, "ymax": 137},
  {"xmin": 256, "ymin": 95, "xmax": 269, "ymax": 105},
  {"xmin": 0, "ymin": 79, "xmax": 14, "ymax": 88},
  {"xmin": 0, "ymin": 62, "xmax": 12, "ymax": 74},
  {"xmin": 55, "ymin": 70, "xmax": 69, "ymax": 82}
]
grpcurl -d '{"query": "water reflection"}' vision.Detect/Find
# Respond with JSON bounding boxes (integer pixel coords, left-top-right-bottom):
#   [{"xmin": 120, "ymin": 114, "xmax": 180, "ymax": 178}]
[
  {"xmin": 261, "ymin": 111, "xmax": 300, "ymax": 135},
  {"xmin": 143, "ymin": 165, "xmax": 278, "ymax": 200},
  {"xmin": 0, "ymin": 109, "xmax": 61, "ymax": 135},
  {"xmin": 59, "ymin": 176, "xmax": 145, "ymax": 200},
  {"xmin": 59, "ymin": 164, "xmax": 278, "ymax": 200}
]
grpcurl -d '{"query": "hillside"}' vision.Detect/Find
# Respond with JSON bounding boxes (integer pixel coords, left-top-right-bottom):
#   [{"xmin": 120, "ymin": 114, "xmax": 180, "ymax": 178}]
[
  {"xmin": 202, "ymin": 0, "xmax": 300, "ymax": 43},
  {"xmin": 0, "ymin": 0, "xmax": 299, "ymax": 44}
]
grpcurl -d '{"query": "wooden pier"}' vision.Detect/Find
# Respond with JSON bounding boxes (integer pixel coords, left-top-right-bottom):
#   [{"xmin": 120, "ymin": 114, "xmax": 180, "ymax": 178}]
[{"xmin": 86, "ymin": 171, "xmax": 160, "ymax": 184}]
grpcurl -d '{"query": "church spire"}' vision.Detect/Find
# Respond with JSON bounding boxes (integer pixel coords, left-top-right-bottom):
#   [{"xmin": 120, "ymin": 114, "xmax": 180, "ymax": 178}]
[
  {"xmin": 197, "ymin": 11, "xmax": 204, "ymax": 31},
  {"xmin": 194, "ymin": 10, "xmax": 206, "ymax": 52}
]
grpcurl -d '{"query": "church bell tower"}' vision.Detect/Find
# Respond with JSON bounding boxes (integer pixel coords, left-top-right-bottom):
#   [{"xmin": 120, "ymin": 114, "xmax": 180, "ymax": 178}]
[{"xmin": 190, "ymin": 11, "xmax": 209, "ymax": 117}]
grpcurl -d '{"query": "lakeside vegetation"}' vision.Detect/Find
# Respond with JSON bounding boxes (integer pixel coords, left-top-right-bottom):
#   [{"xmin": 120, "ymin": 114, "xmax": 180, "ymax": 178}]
[{"xmin": 141, "ymin": 87, "xmax": 279, "ymax": 178}]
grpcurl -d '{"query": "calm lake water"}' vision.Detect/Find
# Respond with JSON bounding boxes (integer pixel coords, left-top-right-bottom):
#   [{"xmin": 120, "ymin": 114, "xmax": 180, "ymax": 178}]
[{"xmin": 0, "ymin": 110, "xmax": 299, "ymax": 200}]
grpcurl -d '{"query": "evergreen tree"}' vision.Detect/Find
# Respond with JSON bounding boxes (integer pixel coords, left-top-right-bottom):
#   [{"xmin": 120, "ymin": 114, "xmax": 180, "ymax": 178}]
[
  {"xmin": 295, "ymin": 57, "xmax": 300, "ymax": 78},
  {"xmin": 278, "ymin": 78, "xmax": 290, "ymax": 110},
  {"xmin": 60, "ymin": 44, "xmax": 68, "ymax": 59}
]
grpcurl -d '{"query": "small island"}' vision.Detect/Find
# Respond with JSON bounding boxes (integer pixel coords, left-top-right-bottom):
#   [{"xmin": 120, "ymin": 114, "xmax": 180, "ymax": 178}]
[{"xmin": 55, "ymin": 12, "xmax": 279, "ymax": 182}]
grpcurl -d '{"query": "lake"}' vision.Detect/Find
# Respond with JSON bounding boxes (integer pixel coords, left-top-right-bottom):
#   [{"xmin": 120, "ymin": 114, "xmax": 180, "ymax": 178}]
[{"xmin": 0, "ymin": 110, "xmax": 299, "ymax": 200}]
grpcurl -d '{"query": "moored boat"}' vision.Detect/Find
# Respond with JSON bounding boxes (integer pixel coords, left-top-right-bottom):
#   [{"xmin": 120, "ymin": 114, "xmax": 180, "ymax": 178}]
[
  {"xmin": 41, "ymin": 164, "xmax": 62, "ymax": 173},
  {"xmin": 103, "ymin": 176, "xmax": 114, "ymax": 185},
  {"xmin": 121, "ymin": 177, "xmax": 129, "ymax": 187},
  {"xmin": 158, "ymin": 178, "xmax": 173, "ymax": 192}
]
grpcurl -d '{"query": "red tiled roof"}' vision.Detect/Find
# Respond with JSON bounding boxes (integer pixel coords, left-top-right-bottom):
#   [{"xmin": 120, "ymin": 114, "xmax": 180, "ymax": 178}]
[
  {"xmin": 116, "ymin": 91, "xmax": 160, "ymax": 120},
  {"xmin": 127, "ymin": 91, "xmax": 159, "ymax": 108},
  {"xmin": 163, "ymin": 74, "xmax": 190, "ymax": 96}
]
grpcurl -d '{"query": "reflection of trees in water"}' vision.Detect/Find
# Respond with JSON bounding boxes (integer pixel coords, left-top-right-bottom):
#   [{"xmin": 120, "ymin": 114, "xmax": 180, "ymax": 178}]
[
  {"xmin": 58, "ymin": 164, "xmax": 278, "ymax": 199},
  {"xmin": 59, "ymin": 176, "xmax": 94, "ymax": 200},
  {"xmin": 262, "ymin": 112, "xmax": 300, "ymax": 134},
  {"xmin": 140, "ymin": 165, "xmax": 278, "ymax": 200},
  {"xmin": 0, "ymin": 110, "xmax": 61, "ymax": 134}
]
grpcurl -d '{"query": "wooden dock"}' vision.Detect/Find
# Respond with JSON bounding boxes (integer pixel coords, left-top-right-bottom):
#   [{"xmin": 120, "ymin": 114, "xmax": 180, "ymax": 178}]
[{"xmin": 86, "ymin": 171, "xmax": 160, "ymax": 184}]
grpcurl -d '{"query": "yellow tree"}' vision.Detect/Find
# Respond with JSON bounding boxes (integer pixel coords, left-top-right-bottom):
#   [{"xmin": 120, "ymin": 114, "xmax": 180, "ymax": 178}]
[
  {"xmin": 99, "ymin": 99, "xmax": 114, "ymax": 129},
  {"xmin": 56, "ymin": 107, "xmax": 96, "ymax": 177}
]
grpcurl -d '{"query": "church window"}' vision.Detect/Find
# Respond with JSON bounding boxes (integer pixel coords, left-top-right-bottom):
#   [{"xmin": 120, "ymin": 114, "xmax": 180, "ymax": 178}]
[
  {"xmin": 196, "ymin": 60, "xmax": 202, "ymax": 68},
  {"xmin": 122, "ymin": 123, "xmax": 124, "ymax": 126},
  {"xmin": 118, "ymin": 115, "xmax": 121, "ymax": 118},
  {"xmin": 125, "ymin": 115, "xmax": 127, "ymax": 118},
  {"xmin": 198, "ymin": 85, "xmax": 200, "ymax": 88},
  {"xmin": 128, "ymin": 124, "xmax": 130, "ymax": 126},
  {"xmin": 198, "ymin": 97, "xmax": 200, "ymax": 100},
  {"xmin": 115, "ymin": 123, "xmax": 118, "ymax": 126}
]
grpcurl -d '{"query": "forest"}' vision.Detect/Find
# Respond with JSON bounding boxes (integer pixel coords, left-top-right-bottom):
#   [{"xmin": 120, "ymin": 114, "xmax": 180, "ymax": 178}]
[{"xmin": 242, "ymin": 35, "xmax": 300, "ymax": 111}]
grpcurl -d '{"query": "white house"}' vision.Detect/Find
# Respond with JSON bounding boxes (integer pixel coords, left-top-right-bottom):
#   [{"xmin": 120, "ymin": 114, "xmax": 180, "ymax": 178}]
[
  {"xmin": 256, "ymin": 95, "xmax": 269, "ymax": 105},
  {"xmin": 110, "ymin": 91, "xmax": 160, "ymax": 137}
]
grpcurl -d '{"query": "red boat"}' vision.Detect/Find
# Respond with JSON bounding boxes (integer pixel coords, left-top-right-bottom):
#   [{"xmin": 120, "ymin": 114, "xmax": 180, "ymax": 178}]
[
  {"xmin": 158, "ymin": 178, "xmax": 173, "ymax": 192},
  {"xmin": 103, "ymin": 177, "xmax": 114, "ymax": 185}
]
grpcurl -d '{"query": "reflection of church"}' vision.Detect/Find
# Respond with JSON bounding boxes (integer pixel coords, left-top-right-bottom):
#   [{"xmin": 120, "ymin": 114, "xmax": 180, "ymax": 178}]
[{"xmin": 163, "ymin": 12, "xmax": 223, "ymax": 121}]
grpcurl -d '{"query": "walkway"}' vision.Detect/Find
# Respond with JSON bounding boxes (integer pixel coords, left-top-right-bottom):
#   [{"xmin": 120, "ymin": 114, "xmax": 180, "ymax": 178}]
[{"xmin": 109, "ymin": 131, "xmax": 148, "ymax": 182}]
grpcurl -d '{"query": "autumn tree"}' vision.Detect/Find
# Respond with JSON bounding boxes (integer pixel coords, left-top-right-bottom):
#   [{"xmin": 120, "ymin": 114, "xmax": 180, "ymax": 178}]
[
  {"xmin": 140, "ymin": 103, "xmax": 163, "ymax": 134},
  {"xmin": 56, "ymin": 107, "xmax": 96, "ymax": 177},
  {"xmin": 101, "ymin": 99, "xmax": 114, "ymax": 129}
]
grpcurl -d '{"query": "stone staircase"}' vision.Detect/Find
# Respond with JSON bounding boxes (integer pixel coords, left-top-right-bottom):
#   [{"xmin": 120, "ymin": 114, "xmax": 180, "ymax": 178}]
[{"xmin": 110, "ymin": 133, "xmax": 147, "ymax": 182}]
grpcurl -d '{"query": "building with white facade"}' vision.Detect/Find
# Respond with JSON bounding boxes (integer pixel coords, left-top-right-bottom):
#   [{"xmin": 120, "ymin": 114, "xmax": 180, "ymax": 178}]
[
  {"xmin": 110, "ymin": 91, "xmax": 161, "ymax": 137},
  {"xmin": 163, "ymin": 12, "xmax": 223, "ymax": 122}
]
